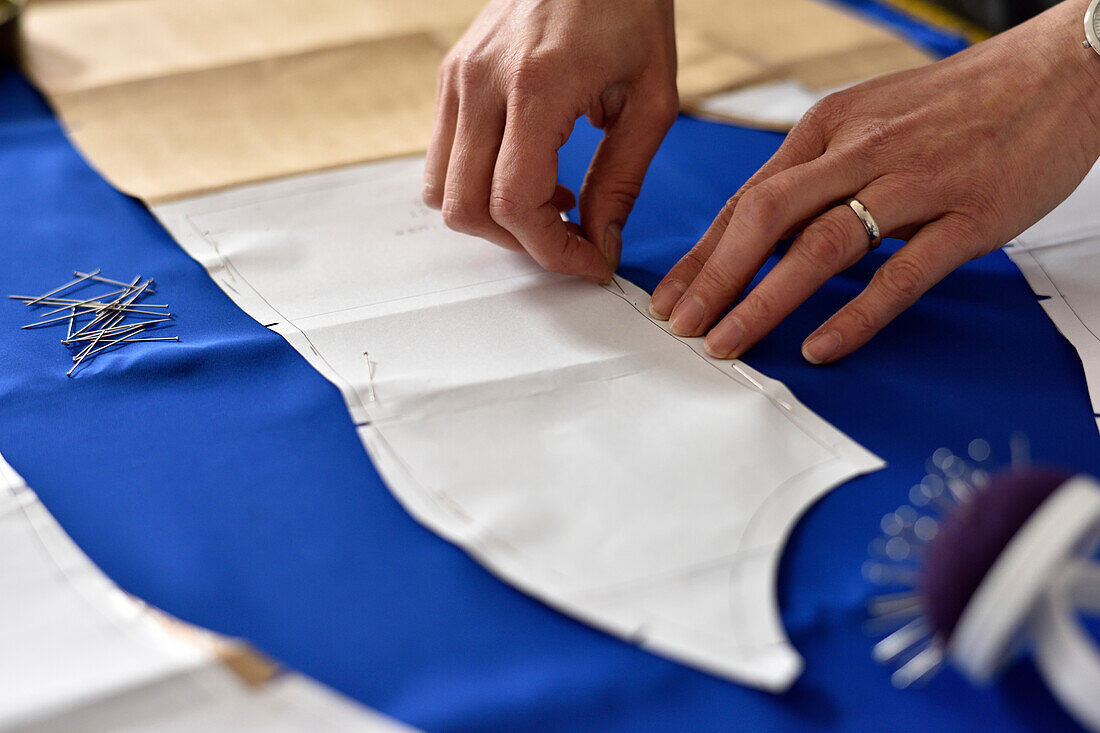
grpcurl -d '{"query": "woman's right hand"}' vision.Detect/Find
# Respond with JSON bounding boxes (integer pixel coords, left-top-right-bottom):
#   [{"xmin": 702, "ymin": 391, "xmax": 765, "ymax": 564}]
[{"xmin": 423, "ymin": 0, "xmax": 679, "ymax": 282}]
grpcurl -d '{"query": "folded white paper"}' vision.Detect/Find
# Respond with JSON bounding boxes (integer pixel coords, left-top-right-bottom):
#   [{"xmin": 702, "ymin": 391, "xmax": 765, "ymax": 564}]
[
  {"xmin": 0, "ymin": 456, "xmax": 414, "ymax": 733},
  {"xmin": 155, "ymin": 157, "xmax": 884, "ymax": 692},
  {"xmin": 1007, "ymin": 162, "xmax": 1100, "ymax": 435}
]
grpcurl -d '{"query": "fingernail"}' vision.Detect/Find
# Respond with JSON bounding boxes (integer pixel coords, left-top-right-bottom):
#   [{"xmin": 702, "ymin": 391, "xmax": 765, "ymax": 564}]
[
  {"xmin": 602, "ymin": 223, "xmax": 622, "ymax": 272},
  {"xmin": 648, "ymin": 280, "xmax": 685, "ymax": 320},
  {"xmin": 802, "ymin": 329, "xmax": 841, "ymax": 364},
  {"xmin": 669, "ymin": 295, "xmax": 706, "ymax": 336},
  {"xmin": 705, "ymin": 317, "xmax": 745, "ymax": 359}
]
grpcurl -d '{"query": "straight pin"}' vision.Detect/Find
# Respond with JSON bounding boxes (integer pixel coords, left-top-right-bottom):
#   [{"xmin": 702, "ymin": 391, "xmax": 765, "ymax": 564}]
[
  {"xmin": 35, "ymin": 288, "xmax": 131, "ymax": 317},
  {"xmin": 10, "ymin": 294, "xmax": 104, "ymax": 304},
  {"xmin": 75, "ymin": 271, "xmax": 155, "ymax": 294},
  {"xmin": 63, "ymin": 319, "xmax": 172, "ymax": 343},
  {"xmin": 70, "ymin": 324, "xmax": 146, "ymax": 354},
  {"xmin": 70, "ymin": 319, "xmax": 132, "ymax": 370},
  {"xmin": 872, "ymin": 618, "xmax": 929, "ymax": 664},
  {"xmin": 24, "ymin": 269, "xmax": 100, "ymax": 306},
  {"xmin": 363, "ymin": 352, "xmax": 377, "ymax": 402},
  {"xmin": 14, "ymin": 271, "xmax": 176, "ymax": 376},
  {"xmin": 33, "ymin": 288, "xmax": 152, "ymax": 316},
  {"xmin": 890, "ymin": 643, "xmax": 945, "ymax": 688},
  {"xmin": 81, "ymin": 334, "xmax": 178, "ymax": 359},
  {"xmin": 72, "ymin": 286, "xmax": 142, "ymax": 358},
  {"xmin": 23, "ymin": 310, "xmax": 105, "ymax": 329},
  {"xmin": 91, "ymin": 306, "xmax": 171, "ymax": 318},
  {"xmin": 68, "ymin": 279, "xmax": 142, "ymax": 339}
]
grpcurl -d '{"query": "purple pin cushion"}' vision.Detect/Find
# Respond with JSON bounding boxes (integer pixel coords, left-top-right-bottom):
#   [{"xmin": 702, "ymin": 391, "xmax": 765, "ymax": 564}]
[{"xmin": 921, "ymin": 467, "xmax": 1073, "ymax": 643}]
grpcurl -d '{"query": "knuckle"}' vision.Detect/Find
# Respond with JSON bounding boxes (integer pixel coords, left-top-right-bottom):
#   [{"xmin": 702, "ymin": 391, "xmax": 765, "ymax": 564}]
[
  {"xmin": 441, "ymin": 197, "xmax": 487, "ymax": 233},
  {"xmin": 802, "ymin": 92, "xmax": 845, "ymax": 129},
  {"xmin": 741, "ymin": 288, "xmax": 778, "ymax": 325},
  {"xmin": 843, "ymin": 303, "xmax": 879, "ymax": 336},
  {"xmin": 799, "ymin": 101, "xmax": 830, "ymax": 131},
  {"xmin": 506, "ymin": 51, "xmax": 558, "ymax": 93},
  {"xmin": 875, "ymin": 255, "xmax": 930, "ymax": 301},
  {"xmin": 721, "ymin": 181, "xmax": 753, "ymax": 214},
  {"xmin": 857, "ymin": 119, "xmax": 896, "ymax": 159},
  {"xmin": 441, "ymin": 51, "xmax": 460, "ymax": 73},
  {"xmin": 457, "ymin": 52, "xmax": 490, "ymax": 86},
  {"xmin": 488, "ymin": 190, "xmax": 523, "ymax": 225},
  {"xmin": 695, "ymin": 258, "xmax": 744, "ymax": 297},
  {"xmin": 827, "ymin": 143, "xmax": 863, "ymax": 174},
  {"xmin": 797, "ymin": 215, "xmax": 852, "ymax": 269},
  {"xmin": 679, "ymin": 244, "xmax": 712, "ymax": 274},
  {"xmin": 580, "ymin": 175, "xmax": 643, "ymax": 213},
  {"xmin": 737, "ymin": 184, "xmax": 788, "ymax": 230},
  {"xmin": 645, "ymin": 87, "xmax": 680, "ymax": 128}
]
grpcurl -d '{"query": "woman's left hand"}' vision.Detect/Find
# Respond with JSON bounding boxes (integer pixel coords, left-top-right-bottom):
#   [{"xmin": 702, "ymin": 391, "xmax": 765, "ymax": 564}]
[{"xmin": 648, "ymin": 0, "xmax": 1100, "ymax": 364}]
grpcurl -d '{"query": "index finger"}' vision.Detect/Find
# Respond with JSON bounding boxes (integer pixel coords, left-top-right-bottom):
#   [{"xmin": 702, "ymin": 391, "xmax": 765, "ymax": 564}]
[
  {"xmin": 649, "ymin": 123, "xmax": 825, "ymax": 319},
  {"xmin": 667, "ymin": 153, "xmax": 867, "ymax": 337},
  {"xmin": 489, "ymin": 102, "xmax": 611, "ymax": 281}
]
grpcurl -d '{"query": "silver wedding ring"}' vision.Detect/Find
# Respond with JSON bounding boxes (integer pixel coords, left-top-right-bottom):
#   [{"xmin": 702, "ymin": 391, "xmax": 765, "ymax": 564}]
[{"xmin": 846, "ymin": 198, "xmax": 882, "ymax": 250}]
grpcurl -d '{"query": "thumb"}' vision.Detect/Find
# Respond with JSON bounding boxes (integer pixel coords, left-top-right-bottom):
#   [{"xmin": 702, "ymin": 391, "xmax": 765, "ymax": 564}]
[{"xmin": 579, "ymin": 87, "xmax": 678, "ymax": 271}]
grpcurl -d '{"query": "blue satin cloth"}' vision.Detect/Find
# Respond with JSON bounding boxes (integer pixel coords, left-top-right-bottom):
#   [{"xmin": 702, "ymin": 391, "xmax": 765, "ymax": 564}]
[
  {"xmin": 836, "ymin": 0, "xmax": 971, "ymax": 57},
  {"xmin": 1, "ymin": 47, "xmax": 1096, "ymax": 733}
]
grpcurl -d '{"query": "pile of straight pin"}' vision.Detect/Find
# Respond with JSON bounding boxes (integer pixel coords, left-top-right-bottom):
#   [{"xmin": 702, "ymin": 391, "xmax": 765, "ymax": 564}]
[{"xmin": 10, "ymin": 269, "xmax": 178, "ymax": 376}]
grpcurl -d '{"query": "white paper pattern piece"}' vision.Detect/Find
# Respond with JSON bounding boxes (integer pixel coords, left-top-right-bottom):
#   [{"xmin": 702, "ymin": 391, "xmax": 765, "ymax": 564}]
[
  {"xmin": 1007, "ymin": 162, "xmax": 1100, "ymax": 435},
  {"xmin": 0, "ymin": 456, "xmax": 416, "ymax": 733},
  {"xmin": 155, "ymin": 157, "xmax": 884, "ymax": 692}
]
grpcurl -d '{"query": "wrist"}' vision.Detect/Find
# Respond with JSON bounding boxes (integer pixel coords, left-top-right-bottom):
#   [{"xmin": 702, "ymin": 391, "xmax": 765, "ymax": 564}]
[{"xmin": 1028, "ymin": 0, "xmax": 1100, "ymax": 132}]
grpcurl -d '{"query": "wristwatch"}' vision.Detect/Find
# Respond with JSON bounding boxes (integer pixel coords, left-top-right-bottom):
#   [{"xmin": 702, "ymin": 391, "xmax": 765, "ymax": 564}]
[{"xmin": 1085, "ymin": 0, "xmax": 1100, "ymax": 55}]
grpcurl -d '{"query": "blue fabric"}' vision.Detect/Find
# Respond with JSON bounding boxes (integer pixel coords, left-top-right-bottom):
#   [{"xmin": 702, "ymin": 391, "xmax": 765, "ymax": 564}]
[
  {"xmin": 2, "ymin": 65, "xmax": 1098, "ymax": 732},
  {"xmin": 830, "ymin": 0, "xmax": 972, "ymax": 58}
]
